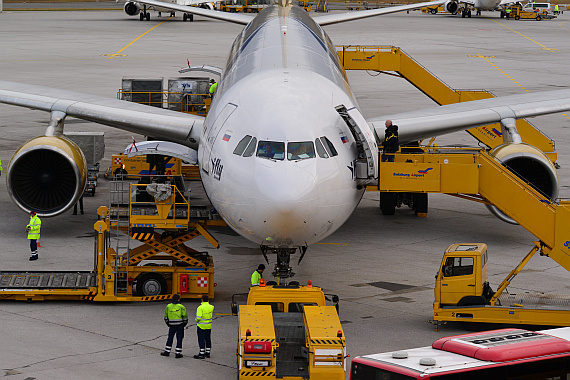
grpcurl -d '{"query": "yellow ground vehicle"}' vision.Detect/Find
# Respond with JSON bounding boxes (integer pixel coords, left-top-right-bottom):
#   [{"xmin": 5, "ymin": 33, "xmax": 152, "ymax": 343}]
[
  {"xmin": 509, "ymin": 4, "xmax": 549, "ymax": 20},
  {"xmin": 0, "ymin": 178, "xmax": 223, "ymax": 302},
  {"xmin": 432, "ymin": 243, "xmax": 570, "ymax": 327},
  {"xmin": 233, "ymin": 280, "xmax": 346, "ymax": 379},
  {"xmin": 106, "ymin": 153, "xmax": 182, "ymax": 178}
]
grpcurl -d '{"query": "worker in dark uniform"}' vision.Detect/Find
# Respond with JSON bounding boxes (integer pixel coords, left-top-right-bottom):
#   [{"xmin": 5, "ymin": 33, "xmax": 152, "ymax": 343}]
[
  {"xmin": 161, "ymin": 294, "xmax": 188, "ymax": 358},
  {"xmin": 382, "ymin": 119, "xmax": 399, "ymax": 162},
  {"xmin": 251, "ymin": 264, "xmax": 265, "ymax": 286},
  {"xmin": 73, "ymin": 195, "xmax": 84, "ymax": 215},
  {"xmin": 194, "ymin": 294, "xmax": 214, "ymax": 359},
  {"xmin": 26, "ymin": 211, "xmax": 42, "ymax": 261}
]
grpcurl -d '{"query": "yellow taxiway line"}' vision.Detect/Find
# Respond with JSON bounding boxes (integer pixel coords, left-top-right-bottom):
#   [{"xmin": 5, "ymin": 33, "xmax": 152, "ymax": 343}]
[
  {"xmin": 102, "ymin": 17, "xmax": 173, "ymax": 59},
  {"xmin": 491, "ymin": 20, "xmax": 559, "ymax": 52}
]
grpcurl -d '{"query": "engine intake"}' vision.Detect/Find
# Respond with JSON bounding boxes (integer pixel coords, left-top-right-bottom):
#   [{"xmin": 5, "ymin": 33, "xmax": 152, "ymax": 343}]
[
  {"xmin": 124, "ymin": 1, "xmax": 141, "ymax": 16},
  {"xmin": 444, "ymin": 0, "xmax": 459, "ymax": 14},
  {"xmin": 486, "ymin": 143, "xmax": 559, "ymax": 224},
  {"xmin": 7, "ymin": 136, "xmax": 87, "ymax": 217}
]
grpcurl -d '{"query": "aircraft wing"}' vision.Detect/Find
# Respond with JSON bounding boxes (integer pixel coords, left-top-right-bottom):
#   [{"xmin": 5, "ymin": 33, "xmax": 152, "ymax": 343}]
[
  {"xmin": 0, "ymin": 80, "xmax": 203, "ymax": 149},
  {"xmin": 313, "ymin": 0, "xmax": 445, "ymax": 26},
  {"xmin": 366, "ymin": 89, "xmax": 570, "ymax": 143},
  {"xmin": 132, "ymin": 0, "xmax": 254, "ymax": 24}
]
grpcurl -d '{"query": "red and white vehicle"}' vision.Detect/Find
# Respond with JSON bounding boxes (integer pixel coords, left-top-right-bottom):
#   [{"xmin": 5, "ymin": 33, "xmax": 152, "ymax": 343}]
[{"xmin": 350, "ymin": 327, "xmax": 570, "ymax": 379}]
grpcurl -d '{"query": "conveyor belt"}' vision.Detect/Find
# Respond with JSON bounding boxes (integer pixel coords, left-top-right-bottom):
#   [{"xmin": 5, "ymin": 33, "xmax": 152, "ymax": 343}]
[
  {"xmin": 273, "ymin": 313, "xmax": 309, "ymax": 379},
  {"xmin": 0, "ymin": 271, "xmax": 97, "ymax": 289}
]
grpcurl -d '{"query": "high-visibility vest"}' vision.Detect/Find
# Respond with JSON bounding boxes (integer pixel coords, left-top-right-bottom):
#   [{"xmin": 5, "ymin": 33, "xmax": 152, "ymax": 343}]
[
  {"xmin": 209, "ymin": 82, "xmax": 218, "ymax": 94},
  {"xmin": 0, "ymin": 156, "xmax": 3, "ymax": 172},
  {"xmin": 196, "ymin": 301, "xmax": 214, "ymax": 329},
  {"xmin": 251, "ymin": 270, "xmax": 262, "ymax": 286},
  {"xmin": 164, "ymin": 302, "xmax": 188, "ymax": 326},
  {"xmin": 27, "ymin": 215, "xmax": 41, "ymax": 240}
]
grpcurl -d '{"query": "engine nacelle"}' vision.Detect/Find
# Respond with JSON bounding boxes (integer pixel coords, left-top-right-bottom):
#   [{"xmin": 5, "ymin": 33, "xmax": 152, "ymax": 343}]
[
  {"xmin": 486, "ymin": 143, "xmax": 559, "ymax": 224},
  {"xmin": 444, "ymin": 0, "xmax": 459, "ymax": 14},
  {"xmin": 7, "ymin": 136, "xmax": 88, "ymax": 217},
  {"xmin": 124, "ymin": 1, "xmax": 141, "ymax": 16},
  {"xmin": 198, "ymin": 2, "xmax": 215, "ymax": 10}
]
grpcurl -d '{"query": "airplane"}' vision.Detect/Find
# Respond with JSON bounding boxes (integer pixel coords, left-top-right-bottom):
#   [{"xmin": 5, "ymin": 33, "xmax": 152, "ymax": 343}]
[
  {"xmin": 2, "ymin": 0, "xmax": 570, "ymax": 279},
  {"xmin": 435, "ymin": 0, "xmax": 514, "ymax": 17},
  {"xmin": 120, "ymin": 0, "xmax": 215, "ymax": 21}
]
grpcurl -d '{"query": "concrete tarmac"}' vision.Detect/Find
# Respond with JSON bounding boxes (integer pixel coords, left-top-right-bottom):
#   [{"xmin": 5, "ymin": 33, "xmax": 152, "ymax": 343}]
[{"xmin": 0, "ymin": 7, "xmax": 569, "ymax": 379}]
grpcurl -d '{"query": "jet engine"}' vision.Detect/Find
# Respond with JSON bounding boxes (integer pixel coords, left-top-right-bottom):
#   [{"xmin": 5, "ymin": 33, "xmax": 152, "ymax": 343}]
[
  {"xmin": 443, "ymin": 0, "xmax": 459, "ymax": 14},
  {"xmin": 6, "ymin": 136, "xmax": 88, "ymax": 217},
  {"xmin": 124, "ymin": 1, "xmax": 141, "ymax": 16},
  {"xmin": 486, "ymin": 143, "xmax": 559, "ymax": 224},
  {"xmin": 198, "ymin": 2, "xmax": 215, "ymax": 10}
]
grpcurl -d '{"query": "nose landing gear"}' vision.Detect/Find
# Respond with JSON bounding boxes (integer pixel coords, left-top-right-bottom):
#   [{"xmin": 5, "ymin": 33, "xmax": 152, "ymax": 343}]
[{"xmin": 260, "ymin": 245, "xmax": 308, "ymax": 283}]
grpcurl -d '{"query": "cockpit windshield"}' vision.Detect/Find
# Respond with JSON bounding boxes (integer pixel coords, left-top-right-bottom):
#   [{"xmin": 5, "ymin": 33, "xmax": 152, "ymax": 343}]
[
  {"xmin": 257, "ymin": 141, "xmax": 285, "ymax": 160},
  {"xmin": 287, "ymin": 142, "xmax": 315, "ymax": 160}
]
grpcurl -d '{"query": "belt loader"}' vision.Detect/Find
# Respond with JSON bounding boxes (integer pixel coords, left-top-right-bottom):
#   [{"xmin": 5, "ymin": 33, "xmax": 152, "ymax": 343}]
[{"xmin": 232, "ymin": 280, "xmax": 347, "ymax": 379}]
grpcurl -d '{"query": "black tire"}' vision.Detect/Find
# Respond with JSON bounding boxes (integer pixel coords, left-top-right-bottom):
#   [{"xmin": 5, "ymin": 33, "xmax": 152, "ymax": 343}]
[
  {"xmin": 500, "ymin": 10, "xmax": 505, "ymax": 17},
  {"xmin": 135, "ymin": 272, "xmax": 167, "ymax": 296},
  {"xmin": 468, "ymin": 10, "xmax": 472, "ymax": 17},
  {"xmin": 189, "ymin": 14, "xmax": 194, "ymax": 21},
  {"xmin": 515, "ymin": 15, "xmax": 520, "ymax": 19},
  {"xmin": 91, "ymin": 188, "xmax": 96, "ymax": 196},
  {"xmin": 430, "ymin": 8, "xmax": 437, "ymax": 14},
  {"xmin": 457, "ymin": 295, "xmax": 487, "ymax": 306},
  {"xmin": 413, "ymin": 193, "xmax": 428, "ymax": 216},
  {"xmin": 183, "ymin": 13, "xmax": 187, "ymax": 21},
  {"xmin": 113, "ymin": 168, "xmax": 128, "ymax": 180},
  {"xmin": 380, "ymin": 192, "xmax": 397, "ymax": 215},
  {"xmin": 536, "ymin": 15, "xmax": 541, "ymax": 20},
  {"xmin": 140, "ymin": 12, "xmax": 144, "ymax": 20},
  {"xmin": 145, "ymin": 12, "xmax": 150, "ymax": 21}
]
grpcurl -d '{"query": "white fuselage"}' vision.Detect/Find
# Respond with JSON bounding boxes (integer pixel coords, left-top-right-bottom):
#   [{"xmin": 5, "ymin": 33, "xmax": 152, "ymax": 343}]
[
  {"xmin": 472, "ymin": 0, "xmax": 502, "ymax": 10},
  {"xmin": 198, "ymin": 6, "xmax": 375, "ymax": 249}
]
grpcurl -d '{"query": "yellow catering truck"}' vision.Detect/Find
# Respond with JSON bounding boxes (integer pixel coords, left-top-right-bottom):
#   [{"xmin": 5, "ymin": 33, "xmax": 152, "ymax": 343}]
[{"xmin": 232, "ymin": 280, "xmax": 347, "ymax": 379}]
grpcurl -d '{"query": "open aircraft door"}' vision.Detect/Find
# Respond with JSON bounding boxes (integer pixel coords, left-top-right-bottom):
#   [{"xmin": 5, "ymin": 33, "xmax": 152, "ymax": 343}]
[
  {"xmin": 200, "ymin": 103, "xmax": 237, "ymax": 175},
  {"xmin": 336, "ymin": 105, "xmax": 378, "ymax": 184}
]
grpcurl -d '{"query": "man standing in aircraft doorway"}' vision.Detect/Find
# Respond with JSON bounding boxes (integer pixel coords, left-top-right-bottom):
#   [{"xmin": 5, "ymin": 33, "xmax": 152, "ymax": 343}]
[
  {"xmin": 209, "ymin": 79, "xmax": 217, "ymax": 98},
  {"xmin": 251, "ymin": 264, "xmax": 265, "ymax": 286},
  {"xmin": 382, "ymin": 120, "xmax": 399, "ymax": 162}
]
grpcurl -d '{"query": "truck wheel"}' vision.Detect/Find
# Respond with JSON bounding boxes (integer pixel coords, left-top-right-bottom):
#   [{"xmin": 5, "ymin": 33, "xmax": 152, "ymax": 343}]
[
  {"xmin": 135, "ymin": 273, "xmax": 167, "ymax": 296},
  {"xmin": 113, "ymin": 168, "xmax": 128, "ymax": 180},
  {"xmin": 515, "ymin": 15, "xmax": 520, "ymax": 19},
  {"xmin": 536, "ymin": 15, "xmax": 541, "ymax": 20},
  {"xmin": 413, "ymin": 193, "xmax": 428, "ymax": 216},
  {"xmin": 380, "ymin": 192, "xmax": 397, "ymax": 215},
  {"xmin": 457, "ymin": 295, "xmax": 487, "ymax": 306}
]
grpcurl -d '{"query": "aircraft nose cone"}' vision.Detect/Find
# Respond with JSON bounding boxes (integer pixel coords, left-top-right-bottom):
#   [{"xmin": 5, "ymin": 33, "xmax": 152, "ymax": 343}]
[{"xmin": 253, "ymin": 165, "xmax": 317, "ymax": 245}]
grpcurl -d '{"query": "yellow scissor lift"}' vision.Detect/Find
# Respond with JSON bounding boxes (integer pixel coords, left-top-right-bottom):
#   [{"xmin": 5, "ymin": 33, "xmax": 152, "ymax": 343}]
[{"xmin": 0, "ymin": 178, "xmax": 225, "ymax": 302}]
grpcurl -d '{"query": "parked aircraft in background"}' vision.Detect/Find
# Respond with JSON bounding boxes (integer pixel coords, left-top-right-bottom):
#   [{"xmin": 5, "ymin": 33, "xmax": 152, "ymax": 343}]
[
  {"xmin": 119, "ymin": 0, "xmax": 215, "ymax": 21},
  {"xmin": 439, "ymin": 0, "xmax": 513, "ymax": 17},
  {"xmin": 1, "ymin": 0, "xmax": 570, "ymax": 277}
]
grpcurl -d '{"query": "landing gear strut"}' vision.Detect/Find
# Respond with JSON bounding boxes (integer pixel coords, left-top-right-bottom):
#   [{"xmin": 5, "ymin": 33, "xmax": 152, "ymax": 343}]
[{"xmin": 260, "ymin": 245, "xmax": 308, "ymax": 282}]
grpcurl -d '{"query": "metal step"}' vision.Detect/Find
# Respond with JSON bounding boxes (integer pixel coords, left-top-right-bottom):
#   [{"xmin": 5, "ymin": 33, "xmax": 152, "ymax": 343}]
[{"xmin": 0, "ymin": 271, "xmax": 97, "ymax": 289}]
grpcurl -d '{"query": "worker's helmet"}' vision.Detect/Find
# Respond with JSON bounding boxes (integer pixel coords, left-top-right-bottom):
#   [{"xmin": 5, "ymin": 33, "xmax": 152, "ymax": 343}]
[{"xmin": 258, "ymin": 264, "xmax": 266, "ymax": 271}]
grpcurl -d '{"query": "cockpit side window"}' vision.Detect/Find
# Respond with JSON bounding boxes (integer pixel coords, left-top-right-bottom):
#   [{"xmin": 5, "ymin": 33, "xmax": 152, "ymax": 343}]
[
  {"xmin": 257, "ymin": 141, "xmax": 285, "ymax": 161},
  {"xmin": 243, "ymin": 137, "xmax": 257, "ymax": 157},
  {"xmin": 233, "ymin": 135, "xmax": 252, "ymax": 156},
  {"xmin": 315, "ymin": 138, "xmax": 329, "ymax": 158},
  {"xmin": 287, "ymin": 141, "xmax": 315, "ymax": 161},
  {"xmin": 320, "ymin": 137, "xmax": 338, "ymax": 157}
]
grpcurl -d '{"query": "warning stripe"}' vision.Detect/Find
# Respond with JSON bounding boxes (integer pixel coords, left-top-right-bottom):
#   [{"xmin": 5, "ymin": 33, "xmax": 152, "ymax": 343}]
[
  {"xmin": 241, "ymin": 338, "xmax": 275, "ymax": 342},
  {"xmin": 239, "ymin": 371, "xmax": 275, "ymax": 377},
  {"xmin": 131, "ymin": 232, "xmax": 154, "ymax": 240},
  {"xmin": 310, "ymin": 339, "xmax": 342, "ymax": 345}
]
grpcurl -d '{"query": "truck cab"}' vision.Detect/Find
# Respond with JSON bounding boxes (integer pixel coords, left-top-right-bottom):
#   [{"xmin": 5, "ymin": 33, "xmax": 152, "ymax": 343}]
[
  {"xmin": 435, "ymin": 243, "xmax": 492, "ymax": 308},
  {"xmin": 233, "ymin": 280, "xmax": 346, "ymax": 380}
]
